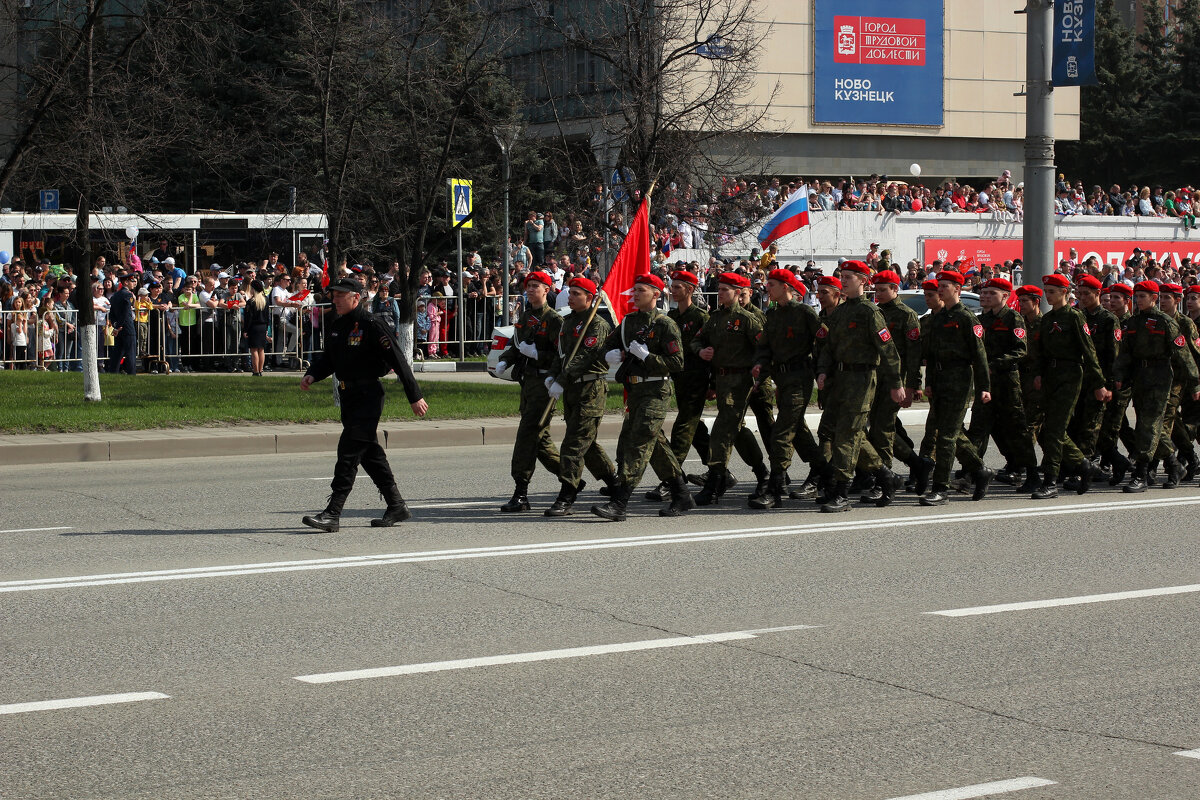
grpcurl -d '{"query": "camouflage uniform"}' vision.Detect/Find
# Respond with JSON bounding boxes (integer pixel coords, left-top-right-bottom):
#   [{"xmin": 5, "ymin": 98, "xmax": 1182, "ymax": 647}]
[
  {"xmin": 498, "ymin": 303, "xmax": 562, "ymax": 484},
  {"xmin": 815, "ymin": 296, "xmax": 901, "ymax": 489},
  {"xmin": 870, "ymin": 297, "xmax": 922, "ymax": 469},
  {"xmin": 550, "ymin": 309, "xmax": 616, "ymax": 490},
  {"xmin": 922, "ymin": 301, "xmax": 990, "ymax": 490},
  {"xmin": 665, "ymin": 304, "xmax": 711, "ymax": 465},
  {"xmin": 968, "ymin": 305, "xmax": 1036, "ymax": 472},
  {"xmin": 1030, "ymin": 304, "xmax": 1105, "ymax": 482},
  {"xmin": 1164, "ymin": 312, "xmax": 1200, "ymax": 465},
  {"xmin": 1019, "ymin": 310, "xmax": 1044, "ymax": 450},
  {"xmin": 753, "ymin": 298, "xmax": 823, "ymax": 478},
  {"xmin": 1069, "ymin": 303, "xmax": 1120, "ymax": 460}
]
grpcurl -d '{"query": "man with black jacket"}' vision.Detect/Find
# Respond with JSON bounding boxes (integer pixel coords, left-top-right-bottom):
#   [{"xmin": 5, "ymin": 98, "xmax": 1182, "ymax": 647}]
[
  {"xmin": 107, "ymin": 272, "xmax": 138, "ymax": 375},
  {"xmin": 300, "ymin": 277, "xmax": 428, "ymax": 532}
]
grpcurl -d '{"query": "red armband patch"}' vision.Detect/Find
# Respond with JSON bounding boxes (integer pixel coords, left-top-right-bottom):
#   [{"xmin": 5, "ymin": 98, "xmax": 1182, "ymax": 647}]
[
  {"xmin": 1114, "ymin": 329, "xmax": 1122, "ymax": 341},
  {"xmin": 584, "ymin": 335, "xmax": 598, "ymax": 347},
  {"xmin": 1083, "ymin": 323, "xmax": 1092, "ymax": 335},
  {"xmin": 1175, "ymin": 334, "xmax": 1186, "ymax": 347},
  {"xmin": 1014, "ymin": 327, "xmax": 1026, "ymax": 339},
  {"xmin": 815, "ymin": 326, "xmax": 828, "ymax": 339},
  {"xmin": 667, "ymin": 340, "xmax": 680, "ymax": 354},
  {"xmin": 878, "ymin": 327, "xmax": 892, "ymax": 342},
  {"xmin": 907, "ymin": 327, "xmax": 920, "ymax": 341},
  {"xmin": 973, "ymin": 324, "xmax": 984, "ymax": 338}
]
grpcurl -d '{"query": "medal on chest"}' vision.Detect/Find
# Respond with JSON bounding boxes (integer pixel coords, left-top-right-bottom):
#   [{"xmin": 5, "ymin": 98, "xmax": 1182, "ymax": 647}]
[{"xmin": 348, "ymin": 323, "xmax": 362, "ymax": 346}]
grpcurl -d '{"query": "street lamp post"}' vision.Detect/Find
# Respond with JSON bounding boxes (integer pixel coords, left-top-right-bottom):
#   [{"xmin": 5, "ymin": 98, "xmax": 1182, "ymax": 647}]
[
  {"xmin": 590, "ymin": 129, "xmax": 618, "ymax": 279},
  {"xmin": 493, "ymin": 124, "xmax": 521, "ymax": 324}
]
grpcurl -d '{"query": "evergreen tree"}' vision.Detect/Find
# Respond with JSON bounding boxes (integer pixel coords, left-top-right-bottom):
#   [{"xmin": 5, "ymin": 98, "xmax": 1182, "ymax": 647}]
[{"xmin": 1131, "ymin": 0, "xmax": 1177, "ymax": 182}]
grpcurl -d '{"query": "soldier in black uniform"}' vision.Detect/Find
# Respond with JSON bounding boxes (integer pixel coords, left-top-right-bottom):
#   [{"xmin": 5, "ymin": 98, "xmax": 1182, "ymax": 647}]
[
  {"xmin": 494, "ymin": 271, "xmax": 563, "ymax": 512},
  {"xmin": 300, "ymin": 277, "xmax": 428, "ymax": 532}
]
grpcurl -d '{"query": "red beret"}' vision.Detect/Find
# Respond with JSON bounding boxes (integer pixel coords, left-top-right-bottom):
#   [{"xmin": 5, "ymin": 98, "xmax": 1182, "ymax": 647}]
[
  {"xmin": 937, "ymin": 270, "xmax": 965, "ymax": 286},
  {"xmin": 921, "ymin": 279, "xmax": 939, "ymax": 291},
  {"xmin": 670, "ymin": 270, "xmax": 698, "ymax": 287},
  {"xmin": 1160, "ymin": 282, "xmax": 1183, "ymax": 295},
  {"xmin": 568, "ymin": 277, "xmax": 598, "ymax": 295},
  {"xmin": 1015, "ymin": 284, "xmax": 1044, "ymax": 299},
  {"xmin": 1075, "ymin": 274, "xmax": 1103, "ymax": 292},
  {"xmin": 718, "ymin": 271, "xmax": 748, "ymax": 288},
  {"xmin": 1042, "ymin": 273, "xmax": 1070, "ymax": 289},
  {"xmin": 1134, "ymin": 280, "xmax": 1160, "ymax": 294},
  {"xmin": 524, "ymin": 271, "xmax": 553, "ymax": 287},
  {"xmin": 983, "ymin": 277, "xmax": 1014, "ymax": 292},
  {"xmin": 840, "ymin": 260, "xmax": 871, "ymax": 277},
  {"xmin": 1109, "ymin": 283, "xmax": 1133, "ymax": 297},
  {"xmin": 768, "ymin": 268, "xmax": 806, "ymax": 296},
  {"xmin": 634, "ymin": 273, "xmax": 665, "ymax": 291},
  {"xmin": 1187, "ymin": 285, "xmax": 1200, "ymax": 295},
  {"xmin": 872, "ymin": 270, "xmax": 901, "ymax": 285},
  {"xmin": 818, "ymin": 276, "xmax": 843, "ymax": 290}
]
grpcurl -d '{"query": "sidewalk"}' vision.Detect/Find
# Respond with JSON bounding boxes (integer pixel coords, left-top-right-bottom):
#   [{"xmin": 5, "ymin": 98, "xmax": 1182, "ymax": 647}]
[{"xmin": 0, "ymin": 408, "xmax": 935, "ymax": 467}]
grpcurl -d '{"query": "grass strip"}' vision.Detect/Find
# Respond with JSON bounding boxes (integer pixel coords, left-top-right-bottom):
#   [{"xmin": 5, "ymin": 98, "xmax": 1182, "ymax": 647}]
[{"xmin": 0, "ymin": 372, "xmax": 629, "ymax": 434}]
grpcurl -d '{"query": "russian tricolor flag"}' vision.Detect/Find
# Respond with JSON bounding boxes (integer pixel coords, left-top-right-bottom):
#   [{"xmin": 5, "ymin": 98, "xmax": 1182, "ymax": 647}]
[{"xmin": 757, "ymin": 193, "xmax": 810, "ymax": 249}]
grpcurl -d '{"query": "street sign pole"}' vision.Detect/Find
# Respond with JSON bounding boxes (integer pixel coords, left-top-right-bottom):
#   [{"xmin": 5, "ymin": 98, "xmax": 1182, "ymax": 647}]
[{"xmin": 1023, "ymin": 0, "xmax": 1055, "ymax": 306}]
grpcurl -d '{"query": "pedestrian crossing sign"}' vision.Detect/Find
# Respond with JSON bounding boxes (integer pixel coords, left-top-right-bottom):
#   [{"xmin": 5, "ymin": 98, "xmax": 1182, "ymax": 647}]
[{"xmin": 450, "ymin": 178, "xmax": 472, "ymax": 229}]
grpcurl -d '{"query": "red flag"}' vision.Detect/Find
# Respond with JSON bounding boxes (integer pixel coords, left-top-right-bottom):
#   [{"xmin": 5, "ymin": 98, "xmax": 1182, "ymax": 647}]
[
  {"xmin": 601, "ymin": 197, "xmax": 650, "ymax": 323},
  {"xmin": 288, "ymin": 289, "xmax": 310, "ymax": 302},
  {"xmin": 320, "ymin": 254, "xmax": 330, "ymax": 289}
]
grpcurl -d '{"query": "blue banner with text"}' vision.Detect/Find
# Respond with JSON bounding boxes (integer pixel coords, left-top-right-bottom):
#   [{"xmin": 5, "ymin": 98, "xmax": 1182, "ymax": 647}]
[{"xmin": 1052, "ymin": 0, "xmax": 1098, "ymax": 86}]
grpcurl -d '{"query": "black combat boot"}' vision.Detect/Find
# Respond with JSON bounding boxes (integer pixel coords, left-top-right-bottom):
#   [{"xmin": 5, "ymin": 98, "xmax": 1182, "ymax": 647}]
[
  {"xmin": 643, "ymin": 481, "xmax": 670, "ymax": 502},
  {"xmin": 919, "ymin": 484, "xmax": 949, "ymax": 506},
  {"xmin": 1031, "ymin": 472, "xmax": 1058, "ymax": 499},
  {"xmin": 544, "ymin": 481, "xmax": 580, "ymax": 517},
  {"xmin": 591, "ymin": 483, "xmax": 631, "ymax": 521},
  {"xmin": 1017, "ymin": 466, "xmax": 1040, "ymax": 494},
  {"xmin": 848, "ymin": 468, "xmax": 871, "ymax": 494},
  {"xmin": 695, "ymin": 469, "xmax": 726, "ymax": 506},
  {"xmin": 1146, "ymin": 459, "xmax": 1160, "ymax": 486},
  {"xmin": 660, "ymin": 476, "xmax": 696, "ymax": 517},
  {"xmin": 994, "ymin": 464, "xmax": 1020, "ymax": 486},
  {"xmin": 873, "ymin": 467, "xmax": 896, "ymax": 508},
  {"xmin": 1163, "ymin": 452, "xmax": 1185, "ymax": 489},
  {"xmin": 912, "ymin": 456, "xmax": 934, "ymax": 496},
  {"xmin": 859, "ymin": 472, "xmax": 882, "ymax": 504},
  {"xmin": 749, "ymin": 471, "xmax": 784, "ymax": 510},
  {"xmin": 499, "ymin": 480, "xmax": 531, "ymax": 513},
  {"xmin": 1075, "ymin": 460, "xmax": 1099, "ymax": 495},
  {"xmin": 1183, "ymin": 448, "xmax": 1199, "ymax": 482},
  {"xmin": 371, "ymin": 485, "xmax": 411, "ymax": 527},
  {"xmin": 302, "ymin": 492, "xmax": 347, "ymax": 532},
  {"xmin": 1106, "ymin": 449, "xmax": 1132, "ymax": 486},
  {"xmin": 971, "ymin": 467, "xmax": 995, "ymax": 501},
  {"xmin": 819, "ymin": 481, "xmax": 851, "ymax": 513},
  {"xmin": 790, "ymin": 467, "xmax": 818, "ymax": 500},
  {"xmin": 597, "ymin": 474, "xmax": 619, "ymax": 497},
  {"xmin": 747, "ymin": 464, "xmax": 770, "ymax": 504},
  {"xmin": 1124, "ymin": 462, "xmax": 1148, "ymax": 493}
]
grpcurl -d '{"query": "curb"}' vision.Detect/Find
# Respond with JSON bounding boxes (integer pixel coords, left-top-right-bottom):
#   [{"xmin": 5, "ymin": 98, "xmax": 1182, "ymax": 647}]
[{"xmin": 0, "ymin": 417, "xmax": 628, "ymax": 466}]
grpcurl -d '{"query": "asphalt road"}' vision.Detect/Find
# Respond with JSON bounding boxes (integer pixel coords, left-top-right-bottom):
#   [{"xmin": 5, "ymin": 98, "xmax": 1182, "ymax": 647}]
[{"xmin": 2, "ymin": 439, "xmax": 1199, "ymax": 799}]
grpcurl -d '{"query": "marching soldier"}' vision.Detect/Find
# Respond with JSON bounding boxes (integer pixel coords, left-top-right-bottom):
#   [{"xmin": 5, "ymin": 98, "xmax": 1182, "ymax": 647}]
[
  {"xmin": 866, "ymin": 270, "xmax": 927, "ymax": 501},
  {"xmin": 544, "ymin": 277, "xmax": 620, "ymax": 515},
  {"xmin": 814, "ymin": 260, "xmax": 904, "ymax": 512},
  {"xmin": 1097, "ymin": 283, "xmax": 1135, "ymax": 484},
  {"xmin": 690, "ymin": 272, "xmax": 767, "ymax": 505},
  {"xmin": 1113, "ymin": 280, "xmax": 1200, "ymax": 492},
  {"xmin": 1155, "ymin": 283, "xmax": 1200, "ymax": 487},
  {"xmin": 1029, "ymin": 274, "xmax": 1110, "ymax": 499},
  {"xmin": 1015, "ymin": 284, "xmax": 1046, "ymax": 489},
  {"xmin": 967, "ymin": 277, "xmax": 1037, "ymax": 490},
  {"xmin": 912, "ymin": 278, "xmax": 944, "ymax": 493},
  {"xmin": 810, "ymin": 274, "xmax": 843, "ymax": 501},
  {"xmin": 592, "ymin": 273, "xmax": 694, "ymax": 521},
  {"xmin": 495, "ymin": 271, "xmax": 564, "ymax": 512},
  {"xmin": 919, "ymin": 270, "xmax": 993, "ymax": 506},
  {"xmin": 739, "ymin": 283, "xmax": 777, "ymax": 502},
  {"xmin": 748, "ymin": 268, "xmax": 825, "ymax": 509},
  {"xmin": 300, "ymin": 276, "xmax": 428, "ymax": 532},
  {"xmin": 1068, "ymin": 274, "xmax": 1120, "ymax": 475}
]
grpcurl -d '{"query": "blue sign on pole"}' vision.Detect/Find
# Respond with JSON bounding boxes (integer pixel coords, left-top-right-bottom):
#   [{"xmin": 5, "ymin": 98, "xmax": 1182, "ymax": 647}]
[
  {"xmin": 812, "ymin": 0, "xmax": 944, "ymax": 127},
  {"xmin": 39, "ymin": 189, "xmax": 60, "ymax": 212},
  {"xmin": 1052, "ymin": 0, "xmax": 1098, "ymax": 87}
]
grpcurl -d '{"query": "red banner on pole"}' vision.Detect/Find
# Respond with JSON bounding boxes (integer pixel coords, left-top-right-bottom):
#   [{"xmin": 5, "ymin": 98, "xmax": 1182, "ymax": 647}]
[{"xmin": 601, "ymin": 197, "xmax": 651, "ymax": 323}]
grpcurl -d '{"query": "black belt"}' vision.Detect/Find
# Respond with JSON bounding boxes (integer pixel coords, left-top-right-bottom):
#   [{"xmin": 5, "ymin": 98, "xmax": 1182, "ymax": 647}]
[
  {"xmin": 836, "ymin": 362, "xmax": 875, "ymax": 372},
  {"xmin": 625, "ymin": 375, "xmax": 668, "ymax": 385},
  {"xmin": 337, "ymin": 377, "xmax": 380, "ymax": 390},
  {"xmin": 716, "ymin": 366, "xmax": 750, "ymax": 376},
  {"xmin": 771, "ymin": 361, "xmax": 811, "ymax": 374}
]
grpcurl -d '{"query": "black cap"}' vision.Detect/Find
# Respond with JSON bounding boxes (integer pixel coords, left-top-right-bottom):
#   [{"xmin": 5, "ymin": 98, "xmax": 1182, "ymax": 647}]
[{"xmin": 326, "ymin": 276, "xmax": 363, "ymax": 294}]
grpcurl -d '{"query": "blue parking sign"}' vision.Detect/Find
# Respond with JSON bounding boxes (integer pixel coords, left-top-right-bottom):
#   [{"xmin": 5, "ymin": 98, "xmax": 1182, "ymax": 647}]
[{"xmin": 39, "ymin": 190, "xmax": 59, "ymax": 212}]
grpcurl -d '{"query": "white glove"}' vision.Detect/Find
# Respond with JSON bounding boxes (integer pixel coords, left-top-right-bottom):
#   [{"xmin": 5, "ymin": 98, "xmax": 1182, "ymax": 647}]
[
  {"xmin": 517, "ymin": 341, "xmax": 538, "ymax": 359},
  {"xmin": 547, "ymin": 381, "xmax": 564, "ymax": 399},
  {"xmin": 628, "ymin": 341, "xmax": 650, "ymax": 361},
  {"xmin": 605, "ymin": 348, "xmax": 623, "ymax": 366},
  {"xmin": 495, "ymin": 360, "xmax": 507, "ymax": 374},
  {"xmin": 545, "ymin": 376, "xmax": 555, "ymax": 390}
]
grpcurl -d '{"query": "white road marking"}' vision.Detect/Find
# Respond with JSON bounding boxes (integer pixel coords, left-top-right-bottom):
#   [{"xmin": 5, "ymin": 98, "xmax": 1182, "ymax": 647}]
[
  {"xmin": 4, "ymin": 495, "xmax": 1199, "ymax": 594},
  {"xmin": 882, "ymin": 777, "xmax": 1057, "ymax": 800},
  {"xmin": 294, "ymin": 625, "xmax": 819, "ymax": 684},
  {"xmin": 1174, "ymin": 748, "xmax": 1200, "ymax": 759},
  {"xmin": 267, "ymin": 477, "xmax": 332, "ymax": 482},
  {"xmin": 408, "ymin": 500, "xmax": 500, "ymax": 509},
  {"xmin": 928, "ymin": 583, "xmax": 1200, "ymax": 617},
  {"xmin": 0, "ymin": 527, "xmax": 73, "ymax": 534},
  {"xmin": 0, "ymin": 691, "xmax": 169, "ymax": 716}
]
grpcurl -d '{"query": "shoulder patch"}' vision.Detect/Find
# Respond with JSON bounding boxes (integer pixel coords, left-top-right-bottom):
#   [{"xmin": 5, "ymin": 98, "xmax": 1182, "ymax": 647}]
[
  {"xmin": 878, "ymin": 327, "xmax": 892, "ymax": 342},
  {"xmin": 1014, "ymin": 327, "xmax": 1026, "ymax": 339},
  {"xmin": 1175, "ymin": 334, "xmax": 1186, "ymax": 348},
  {"xmin": 667, "ymin": 339, "xmax": 680, "ymax": 354},
  {"xmin": 1083, "ymin": 323, "xmax": 1092, "ymax": 335},
  {"xmin": 907, "ymin": 327, "xmax": 920, "ymax": 341},
  {"xmin": 1114, "ymin": 328, "xmax": 1122, "ymax": 342},
  {"xmin": 815, "ymin": 326, "xmax": 828, "ymax": 339},
  {"xmin": 973, "ymin": 324, "xmax": 984, "ymax": 338},
  {"xmin": 584, "ymin": 335, "xmax": 598, "ymax": 348}
]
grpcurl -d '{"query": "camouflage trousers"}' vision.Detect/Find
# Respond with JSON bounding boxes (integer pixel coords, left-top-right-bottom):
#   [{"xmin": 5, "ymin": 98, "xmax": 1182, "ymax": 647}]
[
  {"xmin": 558, "ymin": 377, "xmax": 616, "ymax": 489},
  {"xmin": 619, "ymin": 379, "xmax": 682, "ymax": 488},
  {"xmin": 510, "ymin": 375, "xmax": 561, "ymax": 483}
]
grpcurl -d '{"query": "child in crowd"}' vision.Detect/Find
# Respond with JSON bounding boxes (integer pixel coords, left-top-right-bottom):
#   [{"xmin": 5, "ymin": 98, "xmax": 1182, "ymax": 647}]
[{"xmin": 414, "ymin": 299, "xmax": 429, "ymax": 361}]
